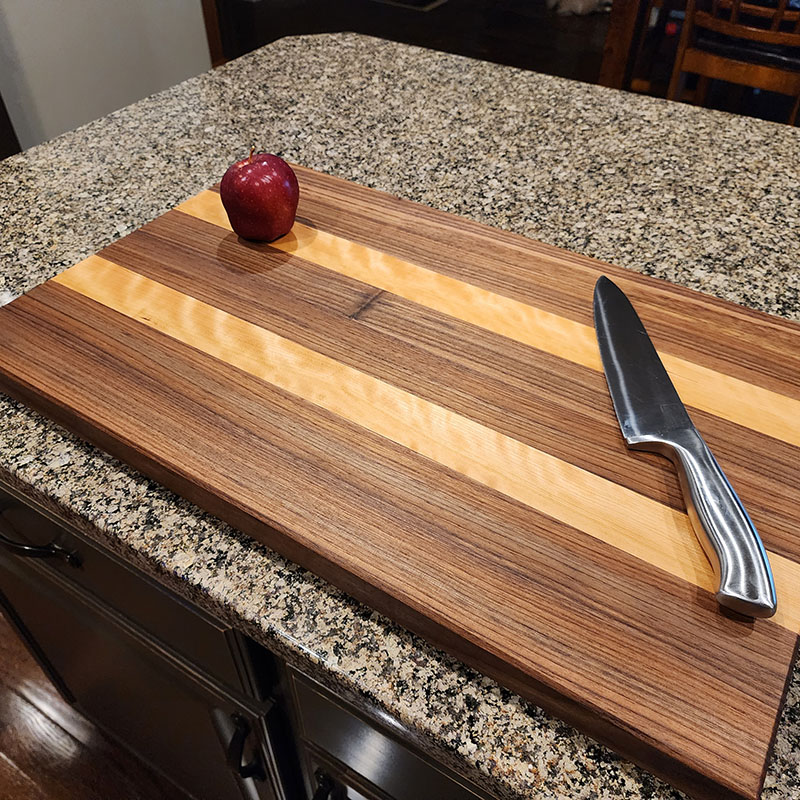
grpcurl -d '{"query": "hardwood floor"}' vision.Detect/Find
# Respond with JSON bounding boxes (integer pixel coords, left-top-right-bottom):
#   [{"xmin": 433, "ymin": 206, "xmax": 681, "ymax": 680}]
[{"xmin": 0, "ymin": 611, "xmax": 190, "ymax": 800}]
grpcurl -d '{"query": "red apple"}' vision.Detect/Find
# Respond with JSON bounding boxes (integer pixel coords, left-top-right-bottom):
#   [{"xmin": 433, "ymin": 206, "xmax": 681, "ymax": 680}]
[{"xmin": 219, "ymin": 149, "xmax": 299, "ymax": 242}]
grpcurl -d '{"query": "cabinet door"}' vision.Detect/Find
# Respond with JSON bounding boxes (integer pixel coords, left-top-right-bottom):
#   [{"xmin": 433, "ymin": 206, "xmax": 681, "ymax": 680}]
[
  {"xmin": 0, "ymin": 551, "xmax": 277, "ymax": 800},
  {"xmin": 0, "ymin": 483, "xmax": 247, "ymax": 693}
]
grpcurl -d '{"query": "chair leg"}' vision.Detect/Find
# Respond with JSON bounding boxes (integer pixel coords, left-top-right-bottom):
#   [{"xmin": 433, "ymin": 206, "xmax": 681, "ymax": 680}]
[
  {"xmin": 695, "ymin": 75, "xmax": 710, "ymax": 106},
  {"xmin": 790, "ymin": 94, "xmax": 800, "ymax": 126},
  {"xmin": 667, "ymin": 68, "xmax": 685, "ymax": 101},
  {"xmin": 667, "ymin": 5, "xmax": 695, "ymax": 103}
]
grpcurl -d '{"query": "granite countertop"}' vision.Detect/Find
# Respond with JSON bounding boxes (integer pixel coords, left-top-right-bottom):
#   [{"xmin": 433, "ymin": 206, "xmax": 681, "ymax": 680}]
[{"xmin": 1, "ymin": 33, "xmax": 799, "ymax": 800}]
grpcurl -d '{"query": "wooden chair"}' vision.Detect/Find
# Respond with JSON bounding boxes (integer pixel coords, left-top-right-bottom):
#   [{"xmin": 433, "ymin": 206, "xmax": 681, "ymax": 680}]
[{"xmin": 667, "ymin": 0, "xmax": 800, "ymax": 123}]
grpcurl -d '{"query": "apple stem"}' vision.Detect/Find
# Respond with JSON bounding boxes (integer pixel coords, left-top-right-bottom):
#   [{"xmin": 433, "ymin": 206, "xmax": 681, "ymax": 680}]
[{"xmin": 249, "ymin": 145, "xmax": 255, "ymax": 163}]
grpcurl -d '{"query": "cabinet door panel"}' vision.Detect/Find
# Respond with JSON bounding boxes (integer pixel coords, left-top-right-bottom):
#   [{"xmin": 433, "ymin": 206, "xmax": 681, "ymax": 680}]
[
  {"xmin": 0, "ymin": 483, "xmax": 245, "ymax": 692},
  {"xmin": 0, "ymin": 552, "xmax": 275, "ymax": 800}
]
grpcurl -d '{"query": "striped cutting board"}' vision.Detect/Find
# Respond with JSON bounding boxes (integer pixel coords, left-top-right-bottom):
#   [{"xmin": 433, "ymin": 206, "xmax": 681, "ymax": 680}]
[{"xmin": 1, "ymin": 166, "xmax": 799, "ymax": 800}]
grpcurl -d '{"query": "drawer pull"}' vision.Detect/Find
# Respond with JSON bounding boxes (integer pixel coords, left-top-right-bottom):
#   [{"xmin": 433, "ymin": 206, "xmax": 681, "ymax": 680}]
[
  {"xmin": 226, "ymin": 713, "xmax": 266, "ymax": 781},
  {"xmin": 312, "ymin": 769, "xmax": 346, "ymax": 800},
  {"xmin": 0, "ymin": 509, "xmax": 81, "ymax": 567}
]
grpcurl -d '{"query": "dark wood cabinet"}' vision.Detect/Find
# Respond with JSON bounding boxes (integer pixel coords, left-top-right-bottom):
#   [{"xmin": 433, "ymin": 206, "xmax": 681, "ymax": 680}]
[
  {"xmin": 0, "ymin": 554, "xmax": 276, "ymax": 800},
  {"xmin": 286, "ymin": 669, "xmax": 494, "ymax": 800},
  {"xmin": 0, "ymin": 481, "xmax": 494, "ymax": 800},
  {"xmin": 0, "ymin": 489, "xmax": 249, "ymax": 690},
  {"xmin": 0, "ymin": 483, "xmax": 294, "ymax": 800}
]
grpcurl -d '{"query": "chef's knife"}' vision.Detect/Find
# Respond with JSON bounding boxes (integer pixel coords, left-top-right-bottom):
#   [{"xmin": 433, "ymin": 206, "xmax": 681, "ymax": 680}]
[{"xmin": 593, "ymin": 276, "xmax": 777, "ymax": 618}]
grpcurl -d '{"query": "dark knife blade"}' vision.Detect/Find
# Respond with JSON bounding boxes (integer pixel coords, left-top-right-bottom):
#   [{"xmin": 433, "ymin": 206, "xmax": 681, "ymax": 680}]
[
  {"xmin": 593, "ymin": 276, "xmax": 776, "ymax": 619},
  {"xmin": 593, "ymin": 276, "xmax": 692, "ymax": 443}
]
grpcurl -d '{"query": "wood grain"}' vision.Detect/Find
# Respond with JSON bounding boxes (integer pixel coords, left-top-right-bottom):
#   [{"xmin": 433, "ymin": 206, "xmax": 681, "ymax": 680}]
[
  {"xmin": 49, "ymin": 254, "xmax": 800, "ymax": 634},
  {"xmin": 0, "ymin": 166, "xmax": 798, "ymax": 800},
  {"xmin": 180, "ymin": 190, "xmax": 800, "ymax": 447},
  {"xmin": 104, "ymin": 212, "xmax": 800, "ymax": 563}
]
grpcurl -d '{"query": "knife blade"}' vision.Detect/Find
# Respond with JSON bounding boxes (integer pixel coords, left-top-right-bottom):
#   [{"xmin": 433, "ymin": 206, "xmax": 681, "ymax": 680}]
[{"xmin": 593, "ymin": 276, "xmax": 777, "ymax": 619}]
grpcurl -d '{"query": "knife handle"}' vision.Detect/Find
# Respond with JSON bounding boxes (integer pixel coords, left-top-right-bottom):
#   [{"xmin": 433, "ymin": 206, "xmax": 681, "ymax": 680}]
[{"xmin": 630, "ymin": 428, "xmax": 777, "ymax": 619}]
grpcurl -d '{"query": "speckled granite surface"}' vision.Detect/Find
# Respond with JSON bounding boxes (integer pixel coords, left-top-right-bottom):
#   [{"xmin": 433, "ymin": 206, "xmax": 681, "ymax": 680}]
[{"xmin": 0, "ymin": 33, "xmax": 798, "ymax": 800}]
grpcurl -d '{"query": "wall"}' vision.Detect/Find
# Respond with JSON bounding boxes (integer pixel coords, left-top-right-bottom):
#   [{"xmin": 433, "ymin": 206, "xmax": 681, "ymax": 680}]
[{"xmin": 0, "ymin": 0, "xmax": 211, "ymax": 150}]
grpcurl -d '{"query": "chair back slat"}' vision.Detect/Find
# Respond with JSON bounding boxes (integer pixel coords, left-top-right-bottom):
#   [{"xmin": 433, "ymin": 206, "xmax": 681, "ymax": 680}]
[
  {"xmin": 715, "ymin": 0, "xmax": 800, "ymax": 23},
  {"xmin": 697, "ymin": 0, "xmax": 800, "ymax": 45},
  {"xmin": 773, "ymin": 0, "xmax": 789, "ymax": 31},
  {"xmin": 671, "ymin": 0, "xmax": 800, "ymax": 124}
]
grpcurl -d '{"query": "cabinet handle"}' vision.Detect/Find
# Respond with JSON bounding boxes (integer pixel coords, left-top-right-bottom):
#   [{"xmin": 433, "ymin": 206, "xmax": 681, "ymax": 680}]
[
  {"xmin": 312, "ymin": 769, "xmax": 346, "ymax": 800},
  {"xmin": 0, "ymin": 505, "xmax": 80, "ymax": 567},
  {"xmin": 226, "ymin": 713, "xmax": 266, "ymax": 781}
]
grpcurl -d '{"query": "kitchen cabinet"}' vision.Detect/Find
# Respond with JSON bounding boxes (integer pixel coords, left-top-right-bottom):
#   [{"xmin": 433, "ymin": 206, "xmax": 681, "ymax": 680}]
[
  {"xmin": 286, "ymin": 668, "xmax": 495, "ymax": 800},
  {"xmin": 0, "ymin": 480, "xmax": 494, "ymax": 800},
  {"xmin": 0, "ymin": 482, "xmax": 294, "ymax": 800}
]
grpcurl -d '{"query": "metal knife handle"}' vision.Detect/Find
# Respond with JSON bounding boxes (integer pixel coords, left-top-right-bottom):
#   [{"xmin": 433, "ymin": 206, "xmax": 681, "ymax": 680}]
[{"xmin": 630, "ymin": 428, "xmax": 777, "ymax": 618}]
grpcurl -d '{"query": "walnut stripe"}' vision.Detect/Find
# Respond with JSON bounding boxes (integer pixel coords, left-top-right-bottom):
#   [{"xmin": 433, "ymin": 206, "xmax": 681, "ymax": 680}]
[
  {"xmin": 52, "ymin": 255, "xmax": 800, "ymax": 632},
  {"xmin": 178, "ymin": 190, "xmax": 800, "ymax": 450},
  {"xmin": 102, "ymin": 212, "xmax": 800, "ymax": 564}
]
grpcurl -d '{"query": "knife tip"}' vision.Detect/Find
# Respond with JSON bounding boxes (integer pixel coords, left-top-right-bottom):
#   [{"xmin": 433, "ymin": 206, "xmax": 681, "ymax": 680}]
[{"xmin": 593, "ymin": 275, "xmax": 615, "ymax": 313}]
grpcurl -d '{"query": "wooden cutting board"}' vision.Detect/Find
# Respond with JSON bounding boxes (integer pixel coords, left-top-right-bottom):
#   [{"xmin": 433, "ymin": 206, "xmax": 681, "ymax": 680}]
[{"xmin": 1, "ymin": 166, "xmax": 799, "ymax": 800}]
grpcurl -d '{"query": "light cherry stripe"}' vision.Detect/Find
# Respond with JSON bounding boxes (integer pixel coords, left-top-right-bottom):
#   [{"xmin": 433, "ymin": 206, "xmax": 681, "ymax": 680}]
[
  {"xmin": 53, "ymin": 256, "xmax": 800, "ymax": 632},
  {"xmin": 178, "ymin": 190, "xmax": 800, "ymax": 449}
]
